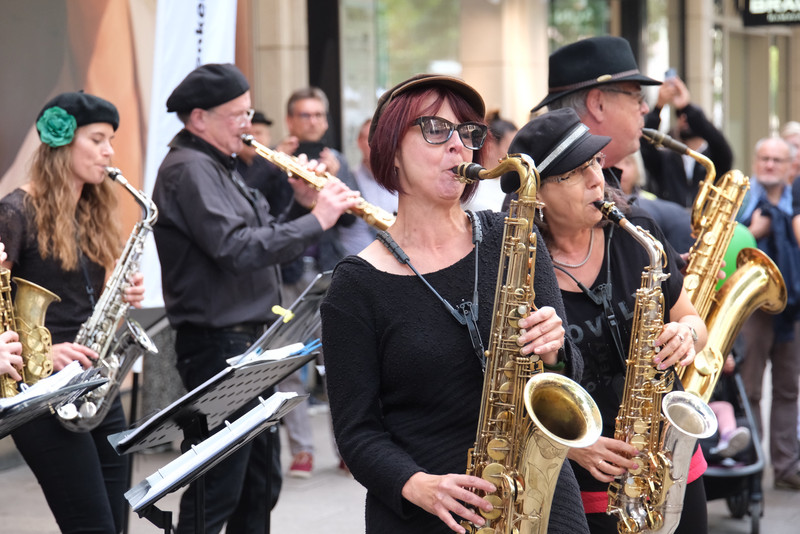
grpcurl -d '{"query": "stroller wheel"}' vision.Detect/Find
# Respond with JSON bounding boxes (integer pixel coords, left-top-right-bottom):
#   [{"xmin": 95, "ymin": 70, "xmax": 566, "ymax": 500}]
[
  {"xmin": 726, "ymin": 490, "xmax": 749, "ymax": 518},
  {"xmin": 749, "ymin": 499, "xmax": 761, "ymax": 534}
]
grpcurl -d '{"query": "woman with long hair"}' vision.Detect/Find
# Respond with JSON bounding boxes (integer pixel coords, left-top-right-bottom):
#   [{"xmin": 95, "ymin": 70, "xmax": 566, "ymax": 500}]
[{"xmin": 0, "ymin": 91, "xmax": 144, "ymax": 533}]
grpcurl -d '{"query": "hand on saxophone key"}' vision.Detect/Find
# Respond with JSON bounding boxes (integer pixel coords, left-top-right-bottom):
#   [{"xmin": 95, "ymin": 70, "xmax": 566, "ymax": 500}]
[
  {"xmin": 121, "ymin": 271, "xmax": 145, "ymax": 309},
  {"xmin": 0, "ymin": 330, "xmax": 23, "ymax": 382},
  {"xmin": 517, "ymin": 306, "xmax": 565, "ymax": 366},
  {"xmin": 50, "ymin": 342, "xmax": 98, "ymax": 371},
  {"xmin": 301, "ymin": 179, "xmax": 362, "ymax": 231},
  {"xmin": 568, "ymin": 436, "xmax": 640, "ymax": 484},
  {"xmin": 401, "ymin": 471, "xmax": 496, "ymax": 533}
]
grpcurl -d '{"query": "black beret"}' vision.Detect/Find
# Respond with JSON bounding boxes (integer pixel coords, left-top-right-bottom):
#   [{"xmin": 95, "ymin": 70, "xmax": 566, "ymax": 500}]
[
  {"xmin": 35, "ymin": 92, "xmax": 119, "ymax": 147},
  {"xmin": 369, "ymin": 73, "xmax": 485, "ymax": 143},
  {"xmin": 251, "ymin": 111, "xmax": 273, "ymax": 126},
  {"xmin": 167, "ymin": 63, "xmax": 250, "ymax": 113},
  {"xmin": 501, "ymin": 108, "xmax": 610, "ymax": 193},
  {"xmin": 532, "ymin": 36, "xmax": 661, "ymax": 112}
]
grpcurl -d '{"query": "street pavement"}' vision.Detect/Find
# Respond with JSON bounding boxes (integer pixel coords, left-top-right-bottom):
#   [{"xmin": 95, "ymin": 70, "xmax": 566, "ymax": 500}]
[{"xmin": 2, "ymin": 375, "xmax": 800, "ymax": 533}]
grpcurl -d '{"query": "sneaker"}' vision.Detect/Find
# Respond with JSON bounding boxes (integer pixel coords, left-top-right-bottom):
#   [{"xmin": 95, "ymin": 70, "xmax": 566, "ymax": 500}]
[
  {"xmin": 775, "ymin": 470, "xmax": 800, "ymax": 490},
  {"xmin": 716, "ymin": 427, "xmax": 751, "ymax": 458},
  {"xmin": 288, "ymin": 452, "xmax": 313, "ymax": 478}
]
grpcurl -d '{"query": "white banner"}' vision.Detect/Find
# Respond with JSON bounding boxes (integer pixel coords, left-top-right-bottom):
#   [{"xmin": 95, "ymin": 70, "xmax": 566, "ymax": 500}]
[{"xmin": 141, "ymin": 0, "xmax": 238, "ymax": 307}]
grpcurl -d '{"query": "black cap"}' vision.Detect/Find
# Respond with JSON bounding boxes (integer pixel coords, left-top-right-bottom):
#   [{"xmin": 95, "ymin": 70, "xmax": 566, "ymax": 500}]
[
  {"xmin": 166, "ymin": 63, "xmax": 250, "ymax": 113},
  {"xmin": 251, "ymin": 111, "xmax": 272, "ymax": 126},
  {"xmin": 35, "ymin": 91, "xmax": 119, "ymax": 147},
  {"xmin": 369, "ymin": 73, "xmax": 485, "ymax": 143},
  {"xmin": 532, "ymin": 36, "xmax": 661, "ymax": 112},
  {"xmin": 501, "ymin": 108, "xmax": 611, "ymax": 193}
]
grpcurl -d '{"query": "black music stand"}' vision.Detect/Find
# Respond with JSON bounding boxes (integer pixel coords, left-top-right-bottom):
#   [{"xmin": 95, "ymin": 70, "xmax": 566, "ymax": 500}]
[
  {"xmin": 0, "ymin": 362, "xmax": 107, "ymax": 439},
  {"xmin": 123, "ymin": 391, "xmax": 306, "ymax": 533},
  {"xmin": 110, "ymin": 271, "xmax": 333, "ymax": 533}
]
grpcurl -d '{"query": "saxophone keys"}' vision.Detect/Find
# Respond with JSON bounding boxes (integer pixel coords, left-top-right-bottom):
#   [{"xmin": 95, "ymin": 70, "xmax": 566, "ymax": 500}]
[
  {"xmin": 481, "ymin": 462, "xmax": 506, "ymax": 485},
  {"xmin": 480, "ymin": 494, "xmax": 503, "ymax": 520},
  {"xmin": 487, "ymin": 438, "xmax": 510, "ymax": 461}
]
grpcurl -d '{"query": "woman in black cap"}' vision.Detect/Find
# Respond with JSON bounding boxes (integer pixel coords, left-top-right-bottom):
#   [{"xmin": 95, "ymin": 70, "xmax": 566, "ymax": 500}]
[
  {"xmin": 0, "ymin": 91, "xmax": 144, "ymax": 533},
  {"xmin": 505, "ymin": 108, "xmax": 709, "ymax": 534},
  {"xmin": 321, "ymin": 74, "xmax": 589, "ymax": 533}
]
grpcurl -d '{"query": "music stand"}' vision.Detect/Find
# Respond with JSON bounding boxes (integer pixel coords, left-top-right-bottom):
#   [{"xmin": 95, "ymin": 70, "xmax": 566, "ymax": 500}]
[
  {"xmin": 110, "ymin": 272, "xmax": 332, "ymax": 533},
  {"xmin": 124, "ymin": 392, "xmax": 305, "ymax": 533},
  {"xmin": 0, "ymin": 362, "xmax": 107, "ymax": 439}
]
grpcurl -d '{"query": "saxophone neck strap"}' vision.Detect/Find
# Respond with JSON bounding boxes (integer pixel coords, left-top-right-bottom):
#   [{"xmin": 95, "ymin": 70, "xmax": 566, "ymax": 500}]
[
  {"xmin": 75, "ymin": 233, "xmax": 97, "ymax": 309},
  {"xmin": 377, "ymin": 210, "xmax": 485, "ymax": 368}
]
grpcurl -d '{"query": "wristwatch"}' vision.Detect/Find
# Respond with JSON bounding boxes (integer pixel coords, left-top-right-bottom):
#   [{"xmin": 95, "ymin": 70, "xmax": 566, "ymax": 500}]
[{"xmin": 688, "ymin": 325, "xmax": 699, "ymax": 343}]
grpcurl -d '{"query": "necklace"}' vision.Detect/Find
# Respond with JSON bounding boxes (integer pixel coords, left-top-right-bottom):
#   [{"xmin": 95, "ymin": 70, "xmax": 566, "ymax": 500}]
[{"xmin": 552, "ymin": 229, "xmax": 594, "ymax": 269}]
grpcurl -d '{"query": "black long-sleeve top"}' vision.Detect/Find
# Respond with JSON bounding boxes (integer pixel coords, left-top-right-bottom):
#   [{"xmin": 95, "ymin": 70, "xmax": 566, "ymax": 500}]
[
  {"xmin": 152, "ymin": 129, "xmax": 322, "ymax": 328},
  {"xmin": 321, "ymin": 210, "xmax": 590, "ymax": 534}
]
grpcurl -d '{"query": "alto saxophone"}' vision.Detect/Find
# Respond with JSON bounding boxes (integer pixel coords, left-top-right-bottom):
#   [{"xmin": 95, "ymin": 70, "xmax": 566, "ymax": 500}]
[
  {"xmin": 241, "ymin": 134, "xmax": 395, "ymax": 231},
  {"xmin": 0, "ymin": 267, "xmax": 60, "ymax": 397},
  {"xmin": 56, "ymin": 167, "xmax": 159, "ymax": 432},
  {"xmin": 641, "ymin": 129, "xmax": 787, "ymax": 402},
  {"xmin": 453, "ymin": 155, "xmax": 601, "ymax": 534},
  {"xmin": 595, "ymin": 201, "xmax": 717, "ymax": 534}
]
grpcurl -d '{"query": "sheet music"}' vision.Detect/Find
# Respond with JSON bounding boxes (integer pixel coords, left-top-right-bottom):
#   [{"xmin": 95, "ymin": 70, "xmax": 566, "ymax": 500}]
[
  {"xmin": 125, "ymin": 391, "xmax": 304, "ymax": 512},
  {"xmin": 0, "ymin": 361, "xmax": 95, "ymax": 411}
]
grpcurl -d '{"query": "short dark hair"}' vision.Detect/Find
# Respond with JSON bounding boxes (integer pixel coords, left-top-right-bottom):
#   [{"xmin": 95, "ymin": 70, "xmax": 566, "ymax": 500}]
[
  {"xmin": 369, "ymin": 85, "xmax": 485, "ymax": 202},
  {"xmin": 287, "ymin": 87, "xmax": 329, "ymax": 116}
]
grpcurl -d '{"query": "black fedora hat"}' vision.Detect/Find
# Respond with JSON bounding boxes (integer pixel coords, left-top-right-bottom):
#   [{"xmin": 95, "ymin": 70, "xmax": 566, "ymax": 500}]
[
  {"xmin": 368, "ymin": 73, "xmax": 485, "ymax": 143},
  {"xmin": 501, "ymin": 108, "xmax": 610, "ymax": 193},
  {"xmin": 532, "ymin": 36, "xmax": 660, "ymax": 112}
]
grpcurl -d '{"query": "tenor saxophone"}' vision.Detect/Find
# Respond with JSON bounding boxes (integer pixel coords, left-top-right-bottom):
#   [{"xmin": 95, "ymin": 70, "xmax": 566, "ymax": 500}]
[
  {"xmin": 595, "ymin": 201, "xmax": 717, "ymax": 534},
  {"xmin": 56, "ymin": 167, "xmax": 159, "ymax": 432},
  {"xmin": 641, "ymin": 129, "xmax": 787, "ymax": 402},
  {"xmin": 452, "ymin": 155, "xmax": 601, "ymax": 534},
  {"xmin": 241, "ymin": 134, "xmax": 395, "ymax": 231},
  {"xmin": 0, "ymin": 267, "xmax": 60, "ymax": 397}
]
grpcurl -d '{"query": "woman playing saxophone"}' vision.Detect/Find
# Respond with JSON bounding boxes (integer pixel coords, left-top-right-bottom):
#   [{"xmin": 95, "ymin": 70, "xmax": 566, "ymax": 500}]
[
  {"xmin": 0, "ymin": 92, "xmax": 144, "ymax": 533},
  {"xmin": 320, "ymin": 74, "xmax": 589, "ymax": 533},
  {"xmin": 503, "ymin": 109, "xmax": 710, "ymax": 534}
]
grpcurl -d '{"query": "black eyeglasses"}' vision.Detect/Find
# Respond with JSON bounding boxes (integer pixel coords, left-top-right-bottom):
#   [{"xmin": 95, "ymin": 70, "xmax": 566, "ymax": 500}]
[
  {"xmin": 413, "ymin": 116, "xmax": 488, "ymax": 150},
  {"xmin": 546, "ymin": 153, "xmax": 606, "ymax": 184},
  {"xmin": 601, "ymin": 87, "xmax": 646, "ymax": 106}
]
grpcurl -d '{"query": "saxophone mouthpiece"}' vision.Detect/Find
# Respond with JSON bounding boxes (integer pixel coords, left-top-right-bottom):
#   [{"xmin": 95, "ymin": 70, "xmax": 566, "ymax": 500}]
[
  {"xmin": 593, "ymin": 200, "xmax": 625, "ymax": 225},
  {"xmin": 241, "ymin": 134, "xmax": 254, "ymax": 146},
  {"xmin": 641, "ymin": 128, "xmax": 690, "ymax": 154},
  {"xmin": 105, "ymin": 166, "xmax": 121, "ymax": 179},
  {"xmin": 451, "ymin": 162, "xmax": 485, "ymax": 184}
]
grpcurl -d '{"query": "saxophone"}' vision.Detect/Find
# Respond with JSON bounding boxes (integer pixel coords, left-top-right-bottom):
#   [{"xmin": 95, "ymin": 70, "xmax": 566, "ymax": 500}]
[
  {"xmin": 641, "ymin": 129, "xmax": 787, "ymax": 402},
  {"xmin": 56, "ymin": 167, "xmax": 159, "ymax": 432},
  {"xmin": 452, "ymin": 155, "xmax": 601, "ymax": 534},
  {"xmin": 241, "ymin": 134, "xmax": 395, "ymax": 231},
  {"xmin": 0, "ymin": 267, "xmax": 60, "ymax": 397},
  {"xmin": 595, "ymin": 201, "xmax": 717, "ymax": 534}
]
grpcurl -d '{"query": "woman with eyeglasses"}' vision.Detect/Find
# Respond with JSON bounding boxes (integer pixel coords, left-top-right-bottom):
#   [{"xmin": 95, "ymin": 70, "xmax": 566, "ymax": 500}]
[
  {"xmin": 503, "ymin": 108, "xmax": 709, "ymax": 534},
  {"xmin": 320, "ymin": 74, "xmax": 589, "ymax": 533}
]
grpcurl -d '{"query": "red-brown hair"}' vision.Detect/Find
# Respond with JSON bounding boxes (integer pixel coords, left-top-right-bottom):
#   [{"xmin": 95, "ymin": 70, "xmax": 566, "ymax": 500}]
[{"xmin": 369, "ymin": 86, "xmax": 486, "ymax": 202}]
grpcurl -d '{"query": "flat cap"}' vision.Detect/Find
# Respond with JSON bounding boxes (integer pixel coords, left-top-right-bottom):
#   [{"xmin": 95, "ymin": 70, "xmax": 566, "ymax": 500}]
[{"xmin": 167, "ymin": 63, "xmax": 250, "ymax": 113}]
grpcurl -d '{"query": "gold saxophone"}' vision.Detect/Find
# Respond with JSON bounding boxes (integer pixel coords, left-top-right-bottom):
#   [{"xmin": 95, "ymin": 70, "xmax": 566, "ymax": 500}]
[
  {"xmin": 241, "ymin": 134, "xmax": 395, "ymax": 231},
  {"xmin": 596, "ymin": 201, "xmax": 717, "ymax": 534},
  {"xmin": 452, "ymin": 155, "xmax": 601, "ymax": 534},
  {"xmin": 56, "ymin": 167, "xmax": 159, "ymax": 431},
  {"xmin": 641, "ymin": 129, "xmax": 787, "ymax": 402},
  {"xmin": 0, "ymin": 267, "xmax": 60, "ymax": 397}
]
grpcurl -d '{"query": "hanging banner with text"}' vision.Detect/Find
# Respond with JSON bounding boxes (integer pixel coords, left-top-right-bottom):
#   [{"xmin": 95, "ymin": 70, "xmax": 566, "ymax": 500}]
[{"xmin": 743, "ymin": 0, "xmax": 800, "ymax": 26}]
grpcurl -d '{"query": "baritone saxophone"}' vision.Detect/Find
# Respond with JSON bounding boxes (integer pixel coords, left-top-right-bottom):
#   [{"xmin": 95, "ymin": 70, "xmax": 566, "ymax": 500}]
[
  {"xmin": 641, "ymin": 129, "xmax": 786, "ymax": 402},
  {"xmin": 241, "ymin": 134, "xmax": 395, "ymax": 231},
  {"xmin": 0, "ymin": 267, "xmax": 60, "ymax": 397},
  {"xmin": 452, "ymin": 155, "xmax": 601, "ymax": 534},
  {"xmin": 595, "ymin": 200, "xmax": 717, "ymax": 534}
]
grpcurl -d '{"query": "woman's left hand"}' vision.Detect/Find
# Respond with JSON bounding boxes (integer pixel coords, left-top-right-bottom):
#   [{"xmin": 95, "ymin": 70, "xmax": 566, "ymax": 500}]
[
  {"xmin": 123, "ymin": 272, "xmax": 145, "ymax": 309},
  {"xmin": 654, "ymin": 321, "xmax": 696, "ymax": 369},
  {"xmin": 517, "ymin": 306, "xmax": 564, "ymax": 367}
]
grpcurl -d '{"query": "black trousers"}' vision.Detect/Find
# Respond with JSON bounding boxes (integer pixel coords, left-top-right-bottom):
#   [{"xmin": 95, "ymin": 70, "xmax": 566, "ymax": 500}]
[
  {"xmin": 586, "ymin": 476, "xmax": 708, "ymax": 534},
  {"xmin": 174, "ymin": 325, "xmax": 283, "ymax": 534},
  {"xmin": 12, "ymin": 396, "xmax": 129, "ymax": 534}
]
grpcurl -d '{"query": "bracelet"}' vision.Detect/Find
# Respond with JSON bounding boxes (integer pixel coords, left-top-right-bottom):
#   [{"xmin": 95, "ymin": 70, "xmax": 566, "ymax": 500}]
[{"xmin": 543, "ymin": 360, "xmax": 566, "ymax": 371}]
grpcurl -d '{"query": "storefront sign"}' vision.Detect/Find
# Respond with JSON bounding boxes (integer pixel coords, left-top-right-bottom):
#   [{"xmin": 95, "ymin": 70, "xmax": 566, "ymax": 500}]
[{"xmin": 743, "ymin": 0, "xmax": 800, "ymax": 26}]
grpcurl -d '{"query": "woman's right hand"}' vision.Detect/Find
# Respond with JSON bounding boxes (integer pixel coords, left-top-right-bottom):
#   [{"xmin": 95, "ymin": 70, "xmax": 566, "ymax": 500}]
[
  {"xmin": 567, "ymin": 436, "xmax": 640, "ymax": 483},
  {"xmin": 401, "ymin": 472, "xmax": 497, "ymax": 533},
  {"xmin": 50, "ymin": 342, "xmax": 98, "ymax": 371},
  {"xmin": 0, "ymin": 330, "xmax": 23, "ymax": 381}
]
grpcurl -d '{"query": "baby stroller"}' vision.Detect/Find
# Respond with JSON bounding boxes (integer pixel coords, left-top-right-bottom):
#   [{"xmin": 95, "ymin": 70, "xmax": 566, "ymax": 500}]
[{"xmin": 699, "ymin": 359, "xmax": 765, "ymax": 534}]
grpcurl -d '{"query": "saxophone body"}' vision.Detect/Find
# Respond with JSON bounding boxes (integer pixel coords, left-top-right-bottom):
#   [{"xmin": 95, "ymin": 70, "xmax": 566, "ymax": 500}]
[
  {"xmin": 241, "ymin": 134, "xmax": 395, "ymax": 231},
  {"xmin": 595, "ymin": 201, "xmax": 717, "ymax": 534},
  {"xmin": 0, "ymin": 267, "xmax": 60, "ymax": 397},
  {"xmin": 641, "ymin": 129, "xmax": 787, "ymax": 402},
  {"xmin": 453, "ymin": 156, "xmax": 602, "ymax": 534},
  {"xmin": 56, "ymin": 167, "xmax": 159, "ymax": 432}
]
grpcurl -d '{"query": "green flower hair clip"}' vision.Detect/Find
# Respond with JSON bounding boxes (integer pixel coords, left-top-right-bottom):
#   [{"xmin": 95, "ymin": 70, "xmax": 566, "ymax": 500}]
[{"xmin": 36, "ymin": 106, "xmax": 77, "ymax": 147}]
